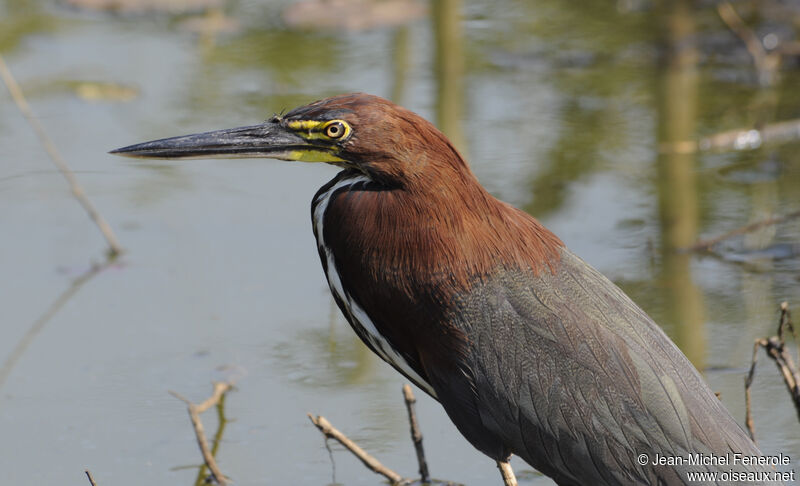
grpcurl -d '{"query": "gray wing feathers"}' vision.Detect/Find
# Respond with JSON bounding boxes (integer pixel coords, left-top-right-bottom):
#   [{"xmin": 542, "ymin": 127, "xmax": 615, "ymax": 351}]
[{"xmin": 445, "ymin": 249, "xmax": 773, "ymax": 485}]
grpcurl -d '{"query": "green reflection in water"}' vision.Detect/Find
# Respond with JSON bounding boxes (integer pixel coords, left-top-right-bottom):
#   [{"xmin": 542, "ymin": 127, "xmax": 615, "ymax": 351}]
[
  {"xmin": 509, "ymin": 2, "xmax": 656, "ymax": 218},
  {"xmin": 390, "ymin": 26, "xmax": 410, "ymax": 105},
  {"xmin": 0, "ymin": 15, "xmax": 55, "ymax": 53},
  {"xmin": 0, "ymin": 0, "xmax": 57, "ymax": 53},
  {"xmin": 275, "ymin": 320, "xmax": 376, "ymax": 390},
  {"xmin": 432, "ymin": 0, "xmax": 466, "ymax": 155},
  {"xmin": 201, "ymin": 28, "xmax": 340, "ymax": 80},
  {"xmin": 524, "ymin": 98, "xmax": 629, "ymax": 217},
  {"xmin": 182, "ymin": 27, "xmax": 345, "ymax": 120},
  {"xmin": 654, "ymin": 0, "xmax": 706, "ymax": 369}
]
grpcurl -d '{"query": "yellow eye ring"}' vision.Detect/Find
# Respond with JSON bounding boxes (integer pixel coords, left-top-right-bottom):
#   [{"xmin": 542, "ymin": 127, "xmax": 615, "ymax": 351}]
[{"xmin": 323, "ymin": 120, "xmax": 349, "ymax": 140}]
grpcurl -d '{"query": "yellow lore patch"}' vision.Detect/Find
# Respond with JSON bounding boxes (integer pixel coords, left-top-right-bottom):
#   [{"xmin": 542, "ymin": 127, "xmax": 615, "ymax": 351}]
[{"xmin": 288, "ymin": 149, "xmax": 346, "ymax": 163}]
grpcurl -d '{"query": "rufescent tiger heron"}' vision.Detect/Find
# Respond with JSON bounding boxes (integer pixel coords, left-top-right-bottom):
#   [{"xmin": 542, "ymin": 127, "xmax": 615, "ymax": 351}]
[{"xmin": 113, "ymin": 94, "xmax": 781, "ymax": 485}]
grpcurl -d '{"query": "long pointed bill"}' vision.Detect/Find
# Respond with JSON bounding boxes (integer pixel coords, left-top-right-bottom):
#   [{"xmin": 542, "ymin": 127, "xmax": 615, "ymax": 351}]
[{"xmin": 110, "ymin": 123, "xmax": 344, "ymax": 163}]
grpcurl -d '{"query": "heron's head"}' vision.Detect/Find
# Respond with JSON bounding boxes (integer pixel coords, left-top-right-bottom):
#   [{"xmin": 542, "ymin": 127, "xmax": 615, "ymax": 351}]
[{"xmin": 111, "ymin": 93, "xmax": 469, "ymax": 188}]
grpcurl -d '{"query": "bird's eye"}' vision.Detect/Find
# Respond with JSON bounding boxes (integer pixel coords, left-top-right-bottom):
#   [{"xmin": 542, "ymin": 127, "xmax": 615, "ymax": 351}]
[{"xmin": 324, "ymin": 121, "xmax": 347, "ymax": 139}]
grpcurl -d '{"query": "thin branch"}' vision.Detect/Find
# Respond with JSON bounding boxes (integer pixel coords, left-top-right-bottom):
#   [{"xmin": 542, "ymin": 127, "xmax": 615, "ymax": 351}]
[
  {"xmin": 777, "ymin": 302, "xmax": 799, "ymax": 362},
  {"xmin": 744, "ymin": 338, "xmax": 763, "ymax": 441},
  {"xmin": 195, "ymin": 382, "xmax": 232, "ymax": 413},
  {"xmin": 307, "ymin": 413, "xmax": 405, "ymax": 484},
  {"xmin": 497, "ymin": 461, "xmax": 518, "ymax": 486},
  {"xmin": 194, "ymin": 388, "xmax": 230, "ymax": 486},
  {"xmin": 84, "ymin": 469, "xmax": 98, "ymax": 486},
  {"xmin": 0, "ymin": 54, "xmax": 124, "ymax": 257},
  {"xmin": 402, "ymin": 384, "xmax": 429, "ymax": 482},
  {"xmin": 170, "ymin": 382, "xmax": 234, "ymax": 485},
  {"xmin": 684, "ymin": 210, "xmax": 800, "ymax": 252},
  {"xmin": 743, "ymin": 302, "xmax": 800, "ymax": 442}
]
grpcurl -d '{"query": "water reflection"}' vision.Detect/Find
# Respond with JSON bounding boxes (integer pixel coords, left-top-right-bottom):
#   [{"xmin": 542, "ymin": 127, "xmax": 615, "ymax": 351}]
[
  {"xmin": 390, "ymin": 26, "xmax": 410, "ymax": 105},
  {"xmin": 653, "ymin": 0, "xmax": 706, "ymax": 369},
  {"xmin": 432, "ymin": 0, "xmax": 466, "ymax": 154},
  {"xmin": 0, "ymin": 0, "xmax": 54, "ymax": 53},
  {"xmin": 275, "ymin": 324, "xmax": 377, "ymax": 389}
]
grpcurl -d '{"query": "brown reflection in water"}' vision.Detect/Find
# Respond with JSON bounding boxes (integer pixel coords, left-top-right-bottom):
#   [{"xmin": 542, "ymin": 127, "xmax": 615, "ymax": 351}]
[
  {"xmin": 432, "ymin": 0, "xmax": 466, "ymax": 155},
  {"xmin": 655, "ymin": 0, "xmax": 706, "ymax": 369}
]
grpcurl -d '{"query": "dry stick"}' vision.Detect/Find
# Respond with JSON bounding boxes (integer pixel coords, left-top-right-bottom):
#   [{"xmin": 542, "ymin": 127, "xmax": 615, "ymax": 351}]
[
  {"xmin": 195, "ymin": 391, "xmax": 229, "ymax": 486},
  {"xmin": 773, "ymin": 304, "xmax": 800, "ymax": 410},
  {"xmin": 307, "ymin": 414, "xmax": 405, "ymax": 485},
  {"xmin": 497, "ymin": 461, "xmax": 518, "ymax": 486},
  {"xmin": 170, "ymin": 382, "xmax": 233, "ymax": 486},
  {"xmin": 684, "ymin": 210, "xmax": 800, "ymax": 252},
  {"xmin": 777, "ymin": 302, "xmax": 800, "ymax": 363},
  {"xmin": 744, "ymin": 302, "xmax": 800, "ymax": 442},
  {"xmin": 402, "ymin": 384, "xmax": 430, "ymax": 482},
  {"xmin": 744, "ymin": 339, "xmax": 763, "ymax": 441},
  {"xmin": 0, "ymin": 55, "xmax": 124, "ymax": 257},
  {"xmin": 84, "ymin": 469, "xmax": 98, "ymax": 486}
]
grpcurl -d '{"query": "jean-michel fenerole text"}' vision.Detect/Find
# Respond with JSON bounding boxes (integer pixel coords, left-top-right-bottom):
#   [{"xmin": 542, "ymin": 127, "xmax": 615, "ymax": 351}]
[{"xmin": 651, "ymin": 452, "xmax": 791, "ymax": 467}]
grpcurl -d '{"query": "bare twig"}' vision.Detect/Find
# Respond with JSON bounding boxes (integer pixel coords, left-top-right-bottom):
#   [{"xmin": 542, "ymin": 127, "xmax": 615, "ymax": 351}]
[
  {"xmin": 777, "ymin": 302, "xmax": 799, "ymax": 351},
  {"xmin": 744, "ymin": 339, "xmax": 762, "ymax": 441},
  {"xmin": 744, "ymin": 302, "xmax": 800, "ymax": 442},
  {"xmin": 194, "ymin": 390, "xmax": 230, "ymax": 486},
  {"xmin": 684, "ymin": 210, "xmax": 800, "ymax": 252},
  {"xmin": 774, "ymin": 304, "xmax": 800, "ymax": 408},
  {"xmin": 497, "ymin": 460, "xmax": 518, "ymax": 486},
  {"xmin": 170, "ymin": 382, "xmax": 234, "ymax": 485},
  {"xmin": 307, "ymin": 413, "xmax": 405, "ymax": 484},
  {"xmin": 0, "ymin": 54, "xmax": 124, "ymax": 257},
  {"xmin": 402, "ymin": 384, "xmax": 430, "ymax": 482},
  {"xmin": 84, "ymin": 469, "xmax": 98, "ymax": 486},
  {"xmin": 194, "ymin": 381, "xmax": 233, "ymax": 413}
]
